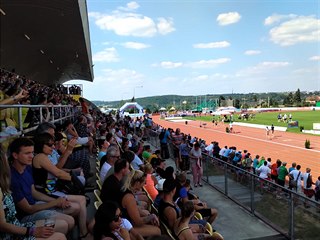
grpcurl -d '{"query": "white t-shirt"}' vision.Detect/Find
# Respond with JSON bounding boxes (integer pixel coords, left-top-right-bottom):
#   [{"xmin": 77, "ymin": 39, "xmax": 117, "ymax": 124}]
[
  {"xmin": 205, "ymin": 144, "xmax": 213, "ymax": 152},
  {"xmin": 302, "ymin": 172, "xmax": 312, "ymax": 189},
  {"xmin": 289, "ymin": 169, "xmax": 302, "ymax": 187},
  {"xmin": 131, "ymin": 154, "xmax": 143, "ymax": 170},
  {"xmin": 258, "ymin": 165, "xmax": 271, "ymax": 179},
  {"xmin": 100, "ymin": 162, "xmax": 112, "ymax": 183}
]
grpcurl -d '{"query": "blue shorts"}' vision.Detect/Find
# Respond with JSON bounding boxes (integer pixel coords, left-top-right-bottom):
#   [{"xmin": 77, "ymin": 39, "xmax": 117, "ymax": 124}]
[{"xmin": 20, "ymin": 210, "xmax": 57, "ymax": 223}]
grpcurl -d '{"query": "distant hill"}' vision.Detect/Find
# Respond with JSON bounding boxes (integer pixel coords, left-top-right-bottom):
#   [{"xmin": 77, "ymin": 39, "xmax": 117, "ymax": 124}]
[{"xmin": 92, "ymin": 90, "xmax": 319, "ymax": 112}]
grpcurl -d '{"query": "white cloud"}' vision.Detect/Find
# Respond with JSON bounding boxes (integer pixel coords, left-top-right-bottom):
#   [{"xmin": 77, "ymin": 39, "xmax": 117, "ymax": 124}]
[
  {"xmin": 237, "ymin": 61, "xmax": 290, "ymax": 76},
  {"xmin": 309, "ymin": 56, "xmax": 320, "ymax": 61},
  {"xmin": 117, "ymin": 1, "xmax": 140, "ymax": 11},
  {"xmin": 193, "ymin": 41, "xmax": 230, "ymax": 49},
  {"xmin": 93, "ymin": 47, "xmax": 119, "ymax": 62},
  {"xmin": 194, "ymin": 75, "xmax": 209, "ymax": 81},
  {"xmin": 264, "ymin": 14, "xmax": 297, "ymax": 26},
  {"xmin": 244, "ymin": 50, "xmax": 261, "ymax": 55},
  {"xmin": 269, "ymin": 16, "xmax": 320, "ymax": 46},
  {"xmin": 126, "ymin": 1, "xmax": 139, "ymax": 10},
  {"xmin": 217, "ymin": 12, "xmax": 241, "ymax": 26},
  {"xmin": 160, "ymin": 77, "xmax": 178, "ymax": 83},
  {"xmin": 122, "ymin": 42, "xmax": 150, "ymax": 49},
  {"xmin": 160, "ymin": 61, "xmax": 183, "ymax": 69},
  {"xmin": 188, "ymin": 58, "xmax": 230, "ymax": 68},
  {"xmin": 94, "ymin": 13, "xmax": 157, "ymax": 37},
  {"xmin": 100, "ymin": 68, "xmax": 144, "ymax": 86},
  {"xmin": 89, "ymin": 3, "xmax": 175, "ymax": 37},
  {"xmin": 157, "ymin": 17, "xmax": 176, "ymax": 35}
]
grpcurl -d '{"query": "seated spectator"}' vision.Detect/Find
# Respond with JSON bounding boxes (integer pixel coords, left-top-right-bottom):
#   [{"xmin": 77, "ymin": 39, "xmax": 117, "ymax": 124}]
[
  {"xmin": 0, "ymin": 89, "xmax": 28, "ymax": 108},
  {"xmin": 31, "ymin": 135, "xmax": 90, "ymax": 238},
  {"xmin": 75, "ymin": 115, "xmax": 95, "ymax": 155},
  {"xmin": 151, "ymin": 158, "xmax": 166, "ymax": 181},
  {"xmin": 142, "ymin": 145, "xmax": 152, "ymax": 161},
  {"xmin": 121, "ymin": 170, "xmax": 161, "ymax": 237},
  {"xmin": 35, "ymin": 123, "xmax": 78, "ymax": 173},
  {"xmin": 64, "ymin": 120, "xmax": 94, "ymax": 147},
  {"xmin": 130, "ymin": 146, "xmax": 144, "ymax": 170},
  {"xmin": 154, "ymin": 179, "xmax": 166, "ymax": 209},
  {"xmin": 100, "ymin": 159, "xmax": 130, "ymax": 204},
  {"xmin": 100, "ymin": 146, "xmax": 120, "ymax": 183},
  {"xmin": 175, "ymin": 174, "xmax": 218, "ymax": 225},
  {"xmin": 143, "ymin": 163, "xmax": 158, "ymax": 201},
  {"xmin": 121, "ymin": 137, "xmax": 130, "ymax": 152},
  {"xmin": 93, "ymin": 201, "xmax": 144, "ymax": 240},
  {"xmin": 0, "ymin": 148, "xmax": 67, "ymax": 240},
  {"xmin": 8, "ymin": 138, "xmax": 74, "ymax": 234},
  {"xmin": 158, "ymin": 179, "xmax": 205, "ymax": 234},
  {"xmin": 174, "ymin": 201, "xmax": 213, "ymax": 240}
]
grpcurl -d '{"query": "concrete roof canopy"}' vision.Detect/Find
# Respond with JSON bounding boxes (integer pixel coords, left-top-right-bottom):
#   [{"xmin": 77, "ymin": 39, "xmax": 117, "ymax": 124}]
[{"xmin": 0, "ymin": 0, "xmax": 93, "ymax": 86}]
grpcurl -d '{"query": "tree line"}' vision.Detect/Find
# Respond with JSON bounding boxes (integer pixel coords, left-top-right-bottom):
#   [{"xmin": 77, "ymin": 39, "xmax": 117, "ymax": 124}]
[{"xmin": 93, "ymin": 89, "xmax": 319, "ymax": 112}]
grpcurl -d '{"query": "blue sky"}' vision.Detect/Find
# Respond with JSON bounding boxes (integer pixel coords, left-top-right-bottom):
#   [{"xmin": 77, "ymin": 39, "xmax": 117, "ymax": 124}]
[{"xmin": 67, "ymin": 0, "xmax": 320, "ymax": 101}]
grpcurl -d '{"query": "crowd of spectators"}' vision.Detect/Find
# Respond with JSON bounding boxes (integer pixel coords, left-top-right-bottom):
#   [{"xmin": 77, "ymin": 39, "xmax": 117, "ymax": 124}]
[
  {"xmin": 155, "ymin": 124, "xmax": 320, "ymax": 209},
  {"xmin": 0, "ymin": 68, "xmax": 80, "ymax": 130}
]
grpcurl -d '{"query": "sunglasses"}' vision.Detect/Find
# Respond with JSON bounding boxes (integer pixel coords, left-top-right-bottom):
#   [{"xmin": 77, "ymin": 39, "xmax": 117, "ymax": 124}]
[
  {"xmin": 45, "ymin": 143, "xmax": 54, "ymax": 147},
  {"xmin": 113, "ymin": 213, "xmax": 122, "ymax": 222}
]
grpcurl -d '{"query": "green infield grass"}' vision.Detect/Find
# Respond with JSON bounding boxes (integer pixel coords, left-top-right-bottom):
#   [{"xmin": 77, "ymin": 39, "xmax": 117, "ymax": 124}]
[{"xmin": 184, "ymin": 110, "xmax": 320, "ymax": 133}]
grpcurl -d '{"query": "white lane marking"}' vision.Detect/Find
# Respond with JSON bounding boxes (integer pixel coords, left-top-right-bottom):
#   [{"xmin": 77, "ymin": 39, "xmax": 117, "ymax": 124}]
[{"xmin": 171, "ymin": 121, "xmax": 320, "ymax": 154}]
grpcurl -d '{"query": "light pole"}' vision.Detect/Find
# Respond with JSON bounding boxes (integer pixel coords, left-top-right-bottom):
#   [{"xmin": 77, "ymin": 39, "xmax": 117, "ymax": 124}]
[{"xmin": 133, "ymin": 85, "xmax": 143, "ymax": 100}]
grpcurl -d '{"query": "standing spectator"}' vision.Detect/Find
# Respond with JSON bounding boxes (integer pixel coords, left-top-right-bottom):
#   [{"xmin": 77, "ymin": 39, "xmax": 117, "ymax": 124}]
[
  {"xmin": 302, "ymin": 168, "xmax": 315, "ymax": 208},
  {"xmin": 288, "ymin": 162, "xmax": 296, "ymax": 173},
  {"xmin": 189, "ymin": 142, "xmax": 203, "ymax": 187},
  {"xmin": 172, "ymin": 128, "xmax": 183, "ymax": 172},
  {"xmin": 270, "ymin": 159, "xmax": 281, "ymax": 183},
  {"xmin": 252, "ymin": 155, "xmax": 260, "ymax": 175},
  {"xmin": 276, "ymin": 162, "xmax": 288, "ymax": 199},
  {"xmin": 288, "ymin": 165, "xmax": 302, "ymax": 192},
  {"xmin": 179, "ymin": 138, "xmax": 190, "ymax": 172},
  {"xmin": 257, "ymin": 161, "xmax": 271, "ymax": 189},
  {"xmin": 160, "ymin": 128, "xmax": 171, "ymax": 159}
]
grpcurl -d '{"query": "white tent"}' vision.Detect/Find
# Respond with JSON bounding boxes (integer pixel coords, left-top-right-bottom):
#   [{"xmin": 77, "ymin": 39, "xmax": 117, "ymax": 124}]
[
  {"xmin": 119, "ymin": 102, "xmax": 144, "ymax": 117},
  {"xmin": 159, "ymin": 107, "xmax": 166, "ymax": 111}
]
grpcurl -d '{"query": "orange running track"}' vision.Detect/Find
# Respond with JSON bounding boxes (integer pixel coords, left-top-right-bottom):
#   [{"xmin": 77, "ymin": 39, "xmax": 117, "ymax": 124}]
[{"xmin": 153, "ymin": 116, "xmax": 320, "ymax": 178}]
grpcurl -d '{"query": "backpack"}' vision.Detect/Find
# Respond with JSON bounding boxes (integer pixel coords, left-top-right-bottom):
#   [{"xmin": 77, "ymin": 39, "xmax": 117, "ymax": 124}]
[
  {"xmin": 306, "ymin": 173, "xmax": 312, "ymax": 188},
  {"xmin": 159, "ymin": 130, "xmax": 165, "ymax": 140}
]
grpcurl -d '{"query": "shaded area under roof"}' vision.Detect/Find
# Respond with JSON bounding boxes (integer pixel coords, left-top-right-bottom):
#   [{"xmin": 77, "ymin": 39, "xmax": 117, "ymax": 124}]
[{"xmin": 0, "ymin": 0, "xmax": 94, "ymax": 86}]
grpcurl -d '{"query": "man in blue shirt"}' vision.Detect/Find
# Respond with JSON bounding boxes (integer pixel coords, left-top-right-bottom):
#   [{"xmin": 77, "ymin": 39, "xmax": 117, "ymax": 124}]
[
  {"xmin": 9, "ymin": 137, "xmax": 74, "ymax": 234},
  {"xmin": 160, "ymin": 128, "xmax": 172, "ymax": 159}
]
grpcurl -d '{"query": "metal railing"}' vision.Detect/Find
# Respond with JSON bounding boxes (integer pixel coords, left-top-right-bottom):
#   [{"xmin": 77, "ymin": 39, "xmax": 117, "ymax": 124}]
[
  {"xmin": 0, "ymin": 104, "xmax": 80, "ymax": 138},
  {"xmin": 148, "ymin": 129, "xmax": 320, "ymax": 240}
]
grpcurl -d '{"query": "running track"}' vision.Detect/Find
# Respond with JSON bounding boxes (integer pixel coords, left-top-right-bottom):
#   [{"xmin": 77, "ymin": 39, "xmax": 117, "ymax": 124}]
[{"xmin": 153, "ymin": 116, "xmax": 320, "ymax": 178}]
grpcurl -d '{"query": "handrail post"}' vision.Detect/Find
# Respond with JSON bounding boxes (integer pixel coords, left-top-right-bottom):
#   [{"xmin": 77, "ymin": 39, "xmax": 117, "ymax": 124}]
[
  {"xmin": 224, "ymin": 162, "xmax": 228, "ymax": 196},
  {"xmin": 39, "ymin": 106, "xmax": 43, "ymax": 123},
  {"xmin": 18, "ymin": 106, "xmax": 23, "ymax": 133},
  {"xmin": 60, "ymin": 106, "xmax": 62, "ymax": 124},
  {"xmin": 51, "ymin": 106, "xmax": 55, "ymax": 122}
]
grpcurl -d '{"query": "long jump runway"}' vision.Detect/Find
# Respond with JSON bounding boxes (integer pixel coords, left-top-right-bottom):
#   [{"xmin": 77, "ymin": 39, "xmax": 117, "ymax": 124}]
[{"xmin": 153, "ymin": 117, "xmax": 320, "ymax": 178}]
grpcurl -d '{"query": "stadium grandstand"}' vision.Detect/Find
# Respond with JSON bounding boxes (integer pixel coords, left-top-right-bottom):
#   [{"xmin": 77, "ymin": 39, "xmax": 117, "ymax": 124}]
[{"xmin": 1, "ymin": 1, "xmax": 319, "ymax": 240}]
